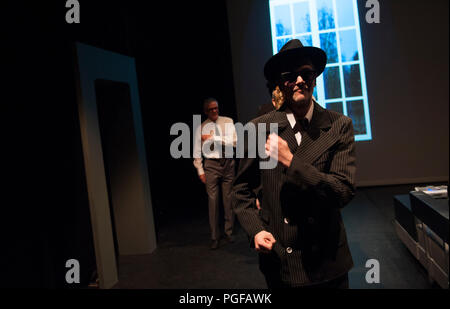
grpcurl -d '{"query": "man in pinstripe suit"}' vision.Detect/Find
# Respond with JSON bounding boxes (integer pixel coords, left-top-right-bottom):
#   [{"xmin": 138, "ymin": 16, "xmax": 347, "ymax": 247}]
[{"xmin": 232, "ymin": 39, "xmax": 356, "ymax": 288}]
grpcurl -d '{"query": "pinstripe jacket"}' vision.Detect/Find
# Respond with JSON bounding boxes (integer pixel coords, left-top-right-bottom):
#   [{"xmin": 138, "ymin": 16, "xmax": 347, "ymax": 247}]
[{"xmin": 232, "ymin": 102, "xmax": 356, "ymax": 286}]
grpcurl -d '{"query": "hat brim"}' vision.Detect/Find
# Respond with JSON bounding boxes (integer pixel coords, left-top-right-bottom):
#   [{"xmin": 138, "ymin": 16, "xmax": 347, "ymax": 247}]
[{"xmin": 264, "ymin": 46, "xmax": 327, "ymax": 83}]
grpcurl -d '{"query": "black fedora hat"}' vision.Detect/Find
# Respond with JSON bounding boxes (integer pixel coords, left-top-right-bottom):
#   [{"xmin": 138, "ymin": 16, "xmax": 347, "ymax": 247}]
[{"xmin": 264, "ymin": 39, "xmax": 327, "ymax": 83}]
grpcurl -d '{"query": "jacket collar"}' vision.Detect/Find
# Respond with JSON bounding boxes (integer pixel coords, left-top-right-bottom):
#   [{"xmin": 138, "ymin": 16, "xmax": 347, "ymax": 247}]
[{"xmin": 309, "ymin": 101, "xmax": 331, "ymax": 129}]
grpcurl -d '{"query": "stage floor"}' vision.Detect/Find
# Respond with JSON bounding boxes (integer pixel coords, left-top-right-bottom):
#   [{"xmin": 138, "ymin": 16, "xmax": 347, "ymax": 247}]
[{"xmin": 113, "ymin": 184, "xmax": 443, "ymax": 289}]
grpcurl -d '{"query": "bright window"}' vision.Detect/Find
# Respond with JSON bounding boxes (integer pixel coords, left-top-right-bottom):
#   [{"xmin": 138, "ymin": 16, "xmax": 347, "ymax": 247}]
[{"xmin": 269, "ymin": 0, "xmax": 372, "ymax": 141}]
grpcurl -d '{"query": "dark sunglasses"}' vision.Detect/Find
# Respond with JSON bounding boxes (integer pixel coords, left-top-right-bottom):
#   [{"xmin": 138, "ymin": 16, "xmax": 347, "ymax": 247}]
[{"xmin": 281, "ymin": 69, "xmax": 317, "ymax": 84}]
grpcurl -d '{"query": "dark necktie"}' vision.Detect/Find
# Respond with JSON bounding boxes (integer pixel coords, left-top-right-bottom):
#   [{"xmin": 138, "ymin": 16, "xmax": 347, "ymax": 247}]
[
  {"xmin": 292, "ymin": 117, "xmax": 310, "ymax": 134},
  {"xmin": 210, "ymin": 123, "xmax": 227, "ymax": 165},
  {"xmin": 210, "ymin": 123, "xmax": 220, "ymax": 151}
]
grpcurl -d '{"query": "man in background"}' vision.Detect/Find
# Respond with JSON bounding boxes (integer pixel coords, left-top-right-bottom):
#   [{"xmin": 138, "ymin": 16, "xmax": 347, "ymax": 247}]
[{"xmin": 193, "ymin": 98, "xmax": 237, "ymax": 249}]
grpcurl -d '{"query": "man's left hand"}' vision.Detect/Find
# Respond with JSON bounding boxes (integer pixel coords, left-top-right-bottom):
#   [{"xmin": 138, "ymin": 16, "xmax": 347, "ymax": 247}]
[{"xmin": 265, "ymin": 133, "xmax": 293, "ymax": 167}]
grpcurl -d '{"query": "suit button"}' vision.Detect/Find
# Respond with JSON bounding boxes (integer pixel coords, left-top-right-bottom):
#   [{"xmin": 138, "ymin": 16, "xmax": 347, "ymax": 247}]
[
  {"xmin": 286, "ymin": 247, "xmax": 293, "ymax": 254},
  {"xmin": 284, "ymin": 218, "xmax": 289, "ymax": 224},
  {"xmin": 308, "ymin": 217, "xmax": 315, "ymax": 224}
]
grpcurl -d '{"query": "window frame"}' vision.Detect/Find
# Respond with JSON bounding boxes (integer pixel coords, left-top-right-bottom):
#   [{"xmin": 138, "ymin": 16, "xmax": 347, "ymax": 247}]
[{"xmin": 269, "ymin": 0, "xmax": 372, "ymax": 141}]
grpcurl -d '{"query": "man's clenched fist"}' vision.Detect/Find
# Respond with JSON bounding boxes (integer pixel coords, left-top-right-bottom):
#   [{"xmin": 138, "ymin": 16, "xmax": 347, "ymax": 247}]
[
  {"xmin": 265, "ymin": 133, "xmax": 293, "ymax": 167},
  {"xmin": 254, "ymin": 230, "xmax": 276, "ymax": 253}
]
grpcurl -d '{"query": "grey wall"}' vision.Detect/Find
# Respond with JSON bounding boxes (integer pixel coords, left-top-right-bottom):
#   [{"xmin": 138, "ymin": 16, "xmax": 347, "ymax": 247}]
[{"xmin": 226, "ymin": 0, "xmax": 449, "ymax": 186}]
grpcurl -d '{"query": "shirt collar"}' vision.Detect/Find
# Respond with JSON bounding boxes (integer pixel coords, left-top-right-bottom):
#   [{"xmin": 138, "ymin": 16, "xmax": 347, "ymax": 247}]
[{"xmin": 286, "ymin": 99, "xmax": 315, "ymax": 128}]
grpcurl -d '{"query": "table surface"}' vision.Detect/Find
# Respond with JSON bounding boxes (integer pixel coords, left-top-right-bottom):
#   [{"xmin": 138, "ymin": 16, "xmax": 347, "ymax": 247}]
[{"xmin": 410, "ymin": 191, "xmax": 449, "ymax": 220}]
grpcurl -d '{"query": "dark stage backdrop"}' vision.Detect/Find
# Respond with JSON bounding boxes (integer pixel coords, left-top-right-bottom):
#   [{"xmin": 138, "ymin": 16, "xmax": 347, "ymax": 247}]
[
  {"xmin": 226, "ymin": 0, "xmax": 449, "ymax": 186},
  {"xmin": 3, "ymin": 0, "xmax": 237, "ymax": 287}
]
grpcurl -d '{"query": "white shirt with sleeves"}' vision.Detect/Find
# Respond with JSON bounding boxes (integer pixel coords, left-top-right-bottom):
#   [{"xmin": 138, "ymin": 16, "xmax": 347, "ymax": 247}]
[{"xmin": 193, "ymin": 116, "xmax": 237, "ymax": 176}]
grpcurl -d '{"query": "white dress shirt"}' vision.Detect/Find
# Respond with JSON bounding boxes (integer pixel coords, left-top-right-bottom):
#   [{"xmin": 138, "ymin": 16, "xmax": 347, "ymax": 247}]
[{"xmin": 193, "ymin": 116, "xmax": 237, "ymax": 175}]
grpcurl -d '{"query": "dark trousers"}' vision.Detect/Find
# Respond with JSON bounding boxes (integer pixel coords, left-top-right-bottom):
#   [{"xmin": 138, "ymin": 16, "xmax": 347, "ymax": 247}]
[
  {"xmin": 265, "ymin": 273, "xmax": 349, "ymax": 289},
  {"xmin": 204, "ymin": 159, "xmax": 235, "ymax": 240}
]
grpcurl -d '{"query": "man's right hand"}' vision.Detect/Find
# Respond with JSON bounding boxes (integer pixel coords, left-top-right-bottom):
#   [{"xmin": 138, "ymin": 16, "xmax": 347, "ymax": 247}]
[
  {"xmin": 254, "ymin": 230, "xmax": 276, "ymax": 253},
  {"xmin": 201, "ymin": 134, "xmax": 213, "ymax": 142},
  {"xmin": 199, "ymin": 174, "xmax": 206, "ymax": 184}
]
